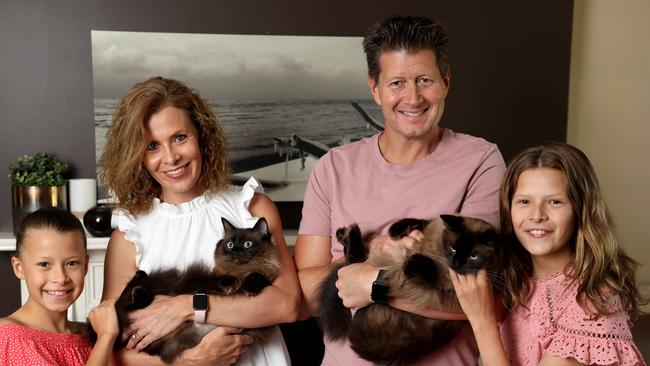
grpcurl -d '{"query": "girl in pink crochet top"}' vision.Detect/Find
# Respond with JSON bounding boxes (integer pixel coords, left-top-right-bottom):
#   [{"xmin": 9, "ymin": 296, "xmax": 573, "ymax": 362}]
[
  {"xmin": 450, "ymin": 142, "xmax": 645, "ymax": 366},
  {"xmin": 0, "ymin": 208, "xmax": 118, "ymax": 366}
]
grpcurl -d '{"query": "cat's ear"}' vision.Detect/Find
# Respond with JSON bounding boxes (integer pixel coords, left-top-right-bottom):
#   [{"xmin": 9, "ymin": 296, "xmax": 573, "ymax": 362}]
[
  {"xmin": 253, "ymin": 217, "xmax": 270, "ymax": 237},
  {"xmin": 221, "ymin": 217, "xmax": 236, "ymax": 233},
  {"xmin": 440, "ymin": 214, "xmax": 464, "ymax": 232}
]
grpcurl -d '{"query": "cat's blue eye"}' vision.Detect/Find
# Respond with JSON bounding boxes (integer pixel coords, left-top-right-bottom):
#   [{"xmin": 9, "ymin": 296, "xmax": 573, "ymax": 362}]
[
  {"xmin": 244, "ymin": 241, "xmax": 253, "ymax": 248},
  {"xmin": 226, "ymin": 241, "xmax": 234, "ymax": 249},
  {"xmin": 449, "ymin": 247, "xmax": 456, "ymax": 255},
  {"xmin": 469, "ymin": 255, "xmax": 479, "ymax": 261}
]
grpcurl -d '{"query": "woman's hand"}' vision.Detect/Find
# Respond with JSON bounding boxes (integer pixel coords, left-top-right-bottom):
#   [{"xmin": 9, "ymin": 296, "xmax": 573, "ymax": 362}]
[
  {"xmin": 88, "ymin": 298, "xmax": 119, "ymax": 339},
  {"xmin": 448, "ymin": 268, "xmax": 497, "ymax": 329},
  {"xmin": 123, "ymin": 294, "xmax": 191, "ymax": 351},
  {"xmin": 177, "ymin": 326, "xmax": 254, "ymax": 366}
]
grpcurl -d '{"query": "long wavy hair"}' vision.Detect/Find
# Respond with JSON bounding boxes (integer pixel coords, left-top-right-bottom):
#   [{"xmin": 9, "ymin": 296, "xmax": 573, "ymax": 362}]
[
  {"xmin": 99, "ymin": 77, "xmax": 229, "ymax": 214},
  {"xmin": 500, "ymin": 142, "xmax": 644, "ymax": 319}
]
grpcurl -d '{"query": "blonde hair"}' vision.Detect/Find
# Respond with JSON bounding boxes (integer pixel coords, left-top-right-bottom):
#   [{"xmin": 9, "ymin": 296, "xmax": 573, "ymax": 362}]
[
  {"xmin": 500, "ymin": 142, "xmax": 644, "ymax": 319},
  {"xmin": 99, "ymin": 77, "xmax": 229, "ymax": 214}
]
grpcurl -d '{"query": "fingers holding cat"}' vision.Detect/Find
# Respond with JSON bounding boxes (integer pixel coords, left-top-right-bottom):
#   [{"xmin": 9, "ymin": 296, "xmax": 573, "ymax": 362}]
[
  {"xmin": 88, "ymin": 298, "xmax": 119, "ymax": 340},
  {"xmin": 123, "ymin": 294, "xmax": 190, "ymax": 351},
  {"xmin": 179, "ymin": 326, "xmax": 253, "ymax": 366},
  {"xmin": 448, "ymin": 268, "xmax": 497, "ymax": 329},
  {"xmin": 336, "ymin": 261, "xmax": 379, "ymax": 309},
  {"xmin": 367, "ymin": 231, "xmax": 423, "ymax": 264}
]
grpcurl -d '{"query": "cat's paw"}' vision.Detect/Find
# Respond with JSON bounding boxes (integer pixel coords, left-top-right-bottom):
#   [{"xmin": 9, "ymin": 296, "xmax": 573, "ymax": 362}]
[
  {"xmin": 403, "ymin": 254, "xmax": 439, "ymax": 283},
  {"xmin": 241, "ymin": 272, "xmax": 271, "ymax": 296},
  {"xmin": 388, "ymin": 218, "xmax": 429, "ymax": 239},
  {"xmin": 216, "ymin": 275, "xmax": 240, "ymax": 295}
]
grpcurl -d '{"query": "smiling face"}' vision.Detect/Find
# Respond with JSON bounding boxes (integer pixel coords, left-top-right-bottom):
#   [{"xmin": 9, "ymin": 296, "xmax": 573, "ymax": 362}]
[
  {"xmin": 143, "ymin": 105, "xmax": 203, "ymax": 204},
  {"xmin": 368, "ymin": 49, "xmax": 450, "ymax": 143},
  {"xmin": 511, "ymin": 168, "xmax": 576, "ymax": 276},
  {"xmin": 12, "ymin": 228, "xmax": 88, "ymax": 314}
]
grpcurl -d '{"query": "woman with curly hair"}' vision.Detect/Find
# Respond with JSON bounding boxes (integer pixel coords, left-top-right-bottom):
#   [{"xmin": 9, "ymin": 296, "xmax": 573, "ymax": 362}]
[{"xmin": 100, "ymin": 76, "xmax": 300, "ymax": 365}]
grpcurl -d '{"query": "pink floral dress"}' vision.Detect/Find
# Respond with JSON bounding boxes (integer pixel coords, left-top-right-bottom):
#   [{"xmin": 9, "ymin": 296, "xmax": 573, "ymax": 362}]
[
  {"xmin": 0, "ymin": 323, "xmax": 92, "ymax": 365},
  {"xmin": 500, "ymin": 270, "xmax": 645, "ymax": 365}
]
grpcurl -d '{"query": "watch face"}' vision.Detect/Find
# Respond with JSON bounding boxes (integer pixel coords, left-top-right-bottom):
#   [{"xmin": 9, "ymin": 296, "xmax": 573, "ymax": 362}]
[{"xmin": 193, "ymin": 294, "xmax": 208, "ymax": 309}]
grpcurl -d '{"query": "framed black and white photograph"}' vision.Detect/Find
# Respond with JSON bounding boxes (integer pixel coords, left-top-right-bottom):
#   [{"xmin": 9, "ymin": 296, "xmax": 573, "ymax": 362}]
[{"xmin": 92, "ymin": 31, "xmax": 383, "ymax": 202}]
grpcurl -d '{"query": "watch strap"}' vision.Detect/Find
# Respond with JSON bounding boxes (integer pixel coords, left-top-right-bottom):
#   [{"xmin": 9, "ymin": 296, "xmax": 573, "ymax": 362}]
[{"xmin": 193, "ymin": 293, "xmax": 208, "ymax": 324}]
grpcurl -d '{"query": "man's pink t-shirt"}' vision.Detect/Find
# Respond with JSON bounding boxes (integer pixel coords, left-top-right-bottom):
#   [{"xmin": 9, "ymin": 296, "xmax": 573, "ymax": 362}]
[{"xmin": 299, "ymin": 129, "xmax": 506, "ymax": 365}]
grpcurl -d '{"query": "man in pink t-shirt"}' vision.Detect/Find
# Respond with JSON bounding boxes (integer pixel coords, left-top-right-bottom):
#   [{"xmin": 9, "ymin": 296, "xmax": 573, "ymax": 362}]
[{"xmin": 295, "ymin": 15, "xmax": 505, "ymax": 365}]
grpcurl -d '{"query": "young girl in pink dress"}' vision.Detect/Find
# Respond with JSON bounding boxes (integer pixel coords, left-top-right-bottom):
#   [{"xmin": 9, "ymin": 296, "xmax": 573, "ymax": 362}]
[
  {"xmin": 0, "ymin": 207, "xmax": 118, "ymax": 366},
  {"xmin": 451, "ymin": 142, "xmax": 645, "ymax": 366}
]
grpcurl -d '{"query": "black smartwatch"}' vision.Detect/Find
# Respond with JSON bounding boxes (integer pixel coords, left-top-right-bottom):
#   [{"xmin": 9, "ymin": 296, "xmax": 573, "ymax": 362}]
[
  {"xmin": 371, "ymin": 269, "xmax": 390, "ymax": 304},
  {"xmin": 193, "ymin": 293, "xmax": 208, "ymax": 324}
]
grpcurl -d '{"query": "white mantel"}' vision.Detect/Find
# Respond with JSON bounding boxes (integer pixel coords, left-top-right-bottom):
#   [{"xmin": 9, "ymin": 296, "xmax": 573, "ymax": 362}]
[{"xmin": 0, "ymin": 231, "xmax": 297, "ymax": 322}]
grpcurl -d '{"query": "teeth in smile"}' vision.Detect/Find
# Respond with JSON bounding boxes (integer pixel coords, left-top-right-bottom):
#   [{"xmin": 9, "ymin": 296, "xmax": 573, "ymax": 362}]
[
  {"xmin": 401, "ymin": 110, "xmax": 424, "ymax": 117},
  {"xmin": 46, "ymin": 290, "xmax": 67, "ymax": 296},
  {"xmin": 529, "ymin": 230, "xmax": 546, "ymax": 236},
  {"xmin": 166, "ymin": 166, "xmax": 185, "ymax": 177}
]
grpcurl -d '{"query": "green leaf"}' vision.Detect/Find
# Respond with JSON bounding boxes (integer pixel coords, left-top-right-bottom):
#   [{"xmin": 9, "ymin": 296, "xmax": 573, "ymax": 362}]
[{"xmin": 8, "ymin": 152, "xmax": 70, "ymax": 186}]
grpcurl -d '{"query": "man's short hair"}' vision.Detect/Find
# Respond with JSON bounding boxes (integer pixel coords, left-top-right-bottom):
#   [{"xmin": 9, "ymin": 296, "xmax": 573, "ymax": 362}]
[{"xmin": 362, "ymin": 15, "xmax": 450, "ymax": 82}]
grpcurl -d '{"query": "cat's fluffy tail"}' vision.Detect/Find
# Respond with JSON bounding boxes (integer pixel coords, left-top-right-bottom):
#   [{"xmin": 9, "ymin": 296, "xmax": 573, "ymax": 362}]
[{"xmin": 317, "ymin": 263, "xmax": 352, "ymax": 340}]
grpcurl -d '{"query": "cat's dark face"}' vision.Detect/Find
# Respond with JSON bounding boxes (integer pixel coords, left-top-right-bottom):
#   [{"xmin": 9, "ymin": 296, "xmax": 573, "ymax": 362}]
[
  {"xmin": 440, "ymin": 215, "xmax": 499, "ymax": 274},
  {"xmin": 215, "ymin": 217, "xmax": 273, "ymax": 264}
]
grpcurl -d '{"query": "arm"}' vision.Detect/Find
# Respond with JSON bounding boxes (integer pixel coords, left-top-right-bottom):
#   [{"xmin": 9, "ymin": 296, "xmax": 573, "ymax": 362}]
[
  {"xmin": 85, "ymin": 300, "xmax": 118, "ymax": 366},
  {"xmin": 127, "ymin": 193, "xmax": 300, "ymax": 352},
  {"xmin": 293, "ymin": 234, "xmax": 335, "ymax": 319},
  {"xmin": 332, "ymin": 232, "xmax": 468, "ymax": 320},
  {"xmin": 449, "ymin": 269, "xmax": 509, "ymax": 366},
  {"xmin": 103, "ymin": 228, "xmax": 252, "ymax": 365}
]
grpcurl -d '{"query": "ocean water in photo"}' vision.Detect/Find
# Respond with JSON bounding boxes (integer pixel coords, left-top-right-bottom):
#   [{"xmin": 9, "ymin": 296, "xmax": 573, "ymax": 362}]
[{"xmin": 94, "ymin": 98, "xmax": 382, "ymax": 200}]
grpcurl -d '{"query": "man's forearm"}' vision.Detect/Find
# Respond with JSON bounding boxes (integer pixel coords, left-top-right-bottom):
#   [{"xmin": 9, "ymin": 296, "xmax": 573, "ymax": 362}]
[{"xmin": 297, "ymin": 264, "xmax": 336, "ymax": 319}]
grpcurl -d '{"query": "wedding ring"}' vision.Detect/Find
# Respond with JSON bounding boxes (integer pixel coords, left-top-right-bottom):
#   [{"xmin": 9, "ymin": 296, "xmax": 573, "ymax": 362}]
[{"xmin": 132, "ymin": 333, "xmax": 139, "ymax": 340}]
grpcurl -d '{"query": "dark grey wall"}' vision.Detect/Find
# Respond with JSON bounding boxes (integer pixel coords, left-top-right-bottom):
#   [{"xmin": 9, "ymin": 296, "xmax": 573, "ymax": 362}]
[{"xmin": 0, "ymin": 0, "xmax": 573, "ymax": 315}]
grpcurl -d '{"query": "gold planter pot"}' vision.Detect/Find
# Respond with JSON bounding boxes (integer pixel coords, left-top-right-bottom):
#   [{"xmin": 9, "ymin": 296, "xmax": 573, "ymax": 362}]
[{"xmin": 11, "ymin": 185, "xmax": 68, "ymax": 234}]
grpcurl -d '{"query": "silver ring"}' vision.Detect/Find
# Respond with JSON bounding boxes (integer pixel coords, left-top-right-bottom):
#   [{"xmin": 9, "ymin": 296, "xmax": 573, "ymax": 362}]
[{"xmin": 132, "ymin": 333, "xmax": 139, "ymax": 340}]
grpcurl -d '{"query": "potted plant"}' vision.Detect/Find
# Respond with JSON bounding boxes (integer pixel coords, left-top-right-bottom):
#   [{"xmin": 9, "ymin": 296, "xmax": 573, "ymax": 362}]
[{"xmin": 8, "ymin": 152, "xmax": 70, "ymax": 233}]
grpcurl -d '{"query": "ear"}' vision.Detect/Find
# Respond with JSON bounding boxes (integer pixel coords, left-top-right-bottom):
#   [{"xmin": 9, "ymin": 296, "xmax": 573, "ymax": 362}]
[
  {"xmin": 367, "ymin": 76, "xmax": 382, "ymax": 106},
  {"xmin": 442, "ymin": 71, "xmax": 451, "ymax": 97},
  {"xmin": 221, "ymin": 217, "xmax": 236, "ymax": 233},
  {"xmin": 11, "ymin": 256, "xmax": 24, "ymax": 280},
  {"xmin": 440, "ymin": 214, "xmax": 464, "ymax": 232},
  {"xmin": 253, "ymin": 217, "xmax": 270, "ymax": 237}
]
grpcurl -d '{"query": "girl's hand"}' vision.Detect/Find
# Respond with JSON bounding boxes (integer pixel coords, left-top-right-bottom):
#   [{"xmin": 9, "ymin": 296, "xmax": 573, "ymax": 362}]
[
  {"xmin": 178, "ymin": 326, "xmax": 253, "ymax": 366},
  {"xmin": 123, "ymin": 294, "xmax": 191, "ymax": 351},
  {"xmin": 448, "ymin": 268, "xmax": 497, "ymax": 330},
  {"xmin": 88, "ymin": 298, "xmax": 119, "ymax": 339}
]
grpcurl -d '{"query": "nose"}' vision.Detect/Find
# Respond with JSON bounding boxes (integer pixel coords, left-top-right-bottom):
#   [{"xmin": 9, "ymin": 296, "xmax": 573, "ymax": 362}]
[
  {"xmin": 530, "ymin": 203, "xmax": 547, "ymax": 223},
  {"xmin": 405, "ymin": 82, "xmax": 423, "ymax": 105},
  {"xmin": 50, "ymin": 265, "xmax": 69, "ymax": 284},
  {"xmin": 161, "ymin": 144, "xmax": 179, "ymax": 165}
]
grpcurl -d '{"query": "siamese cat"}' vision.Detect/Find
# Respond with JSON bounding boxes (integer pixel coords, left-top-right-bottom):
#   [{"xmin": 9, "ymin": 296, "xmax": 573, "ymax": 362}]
[
  {"xmin": 318, "ymin": 214, "xmax": 501, "ymax": 366},
  {"xmin": 109, "ymin": 217, "xmax": 280, "ymax": 363}
]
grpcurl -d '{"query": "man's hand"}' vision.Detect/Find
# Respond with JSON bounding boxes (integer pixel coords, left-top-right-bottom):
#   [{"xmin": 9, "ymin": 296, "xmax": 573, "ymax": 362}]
[{"xmin": 336, "ymin": 261, "xmax": 380, "ymax": 309}]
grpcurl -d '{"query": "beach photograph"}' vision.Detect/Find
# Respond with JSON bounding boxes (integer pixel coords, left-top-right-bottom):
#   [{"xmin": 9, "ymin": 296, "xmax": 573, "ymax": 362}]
[{"xmin": 91, "ymin": 30, "xmax": 383, "ymax": 202}]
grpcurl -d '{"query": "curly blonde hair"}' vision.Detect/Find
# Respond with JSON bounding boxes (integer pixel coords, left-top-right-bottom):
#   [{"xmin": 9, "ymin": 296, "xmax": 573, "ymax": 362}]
[
  {"xmin": 99, "ymin": 77, "xmax": 229, "ymax": 214},
  {"xmin": 500, "ymin": 142, "xmax": 644, "ymax": 319}
]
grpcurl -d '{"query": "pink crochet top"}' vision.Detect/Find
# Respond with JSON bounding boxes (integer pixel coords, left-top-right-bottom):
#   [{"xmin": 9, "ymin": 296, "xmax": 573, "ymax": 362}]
[
  {"xmin": 499, "ymin": 270, "xmax": 645, "ymax": 366},
  {"xmin": 0, "ymin": 323, "xmax": 92, "ymax": 366}
]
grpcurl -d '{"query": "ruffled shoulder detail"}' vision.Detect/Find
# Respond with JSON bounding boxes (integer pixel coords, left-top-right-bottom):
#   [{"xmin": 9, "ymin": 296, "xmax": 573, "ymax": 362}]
[
  {"xmin": 544, "ymin": 331, "xmax": 645, "ymax": 366},
  {"xmin": 111, "ymin": 208, "xmax": 141, "ymax": 250}
]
